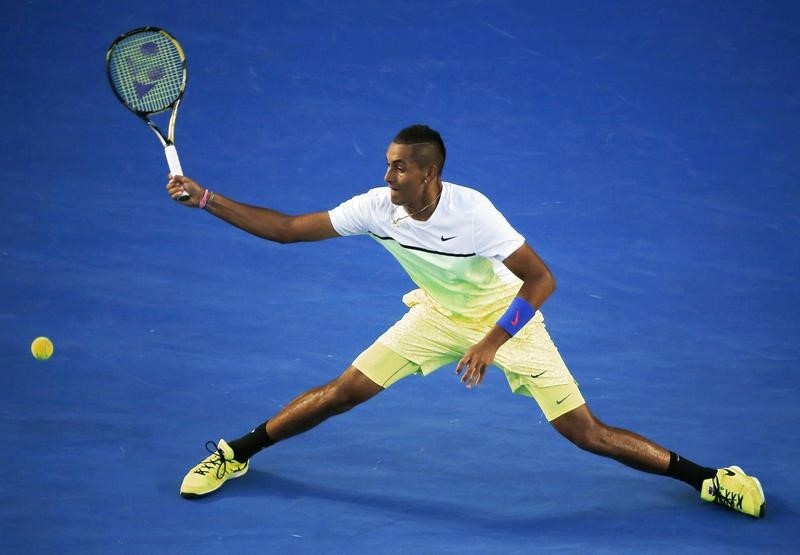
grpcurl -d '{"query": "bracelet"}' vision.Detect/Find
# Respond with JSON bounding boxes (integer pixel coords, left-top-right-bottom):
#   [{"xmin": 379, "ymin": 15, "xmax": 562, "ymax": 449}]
[
  {"xmin": 206, "ymin": 191, "xmax": 215, "ymax": 209},
  {"xmin": 496, "ymin": 297, "xmax": 536, "ymax": 337},
  {"xmin": 199, "ymin": 189, "xmax": 210, "ymax": 209}
]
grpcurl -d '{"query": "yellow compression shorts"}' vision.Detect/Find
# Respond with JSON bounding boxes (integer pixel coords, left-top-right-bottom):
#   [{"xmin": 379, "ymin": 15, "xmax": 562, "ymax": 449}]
[{"xmin": 352, "ymin": 292, "xmax": 585, "ymax": 422}]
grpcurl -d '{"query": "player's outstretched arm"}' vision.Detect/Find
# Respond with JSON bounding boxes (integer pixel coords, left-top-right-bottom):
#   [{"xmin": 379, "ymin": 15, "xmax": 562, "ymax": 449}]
[{"xmin": 166, "ymin": 175, "xmax": 340, "ymax": 243}]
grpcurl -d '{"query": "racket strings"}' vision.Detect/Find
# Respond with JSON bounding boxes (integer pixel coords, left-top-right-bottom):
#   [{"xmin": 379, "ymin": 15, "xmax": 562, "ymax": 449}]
[{"xmin": 108, "ymin": 31, "xmax": 185, "ymax": 114}]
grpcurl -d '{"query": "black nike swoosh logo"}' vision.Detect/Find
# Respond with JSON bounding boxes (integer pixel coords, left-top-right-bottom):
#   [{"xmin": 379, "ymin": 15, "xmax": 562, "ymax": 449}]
[
  {"xmin": 440, "ymin": 235, "xmax": 457, "ymax": 241},
  {"xmin": 556, "ymin": 394, "xmax": 572, "ymax": 405},
  {"xmin": 529, "ymin": 371, "xmax": 547, "ymax": 378}
]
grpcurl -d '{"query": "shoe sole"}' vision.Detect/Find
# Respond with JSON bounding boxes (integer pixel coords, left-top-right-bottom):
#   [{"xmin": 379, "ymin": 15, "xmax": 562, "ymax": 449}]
[
  {"xmin": 180, "ymin": 464, "xmax": 249, "ymax": 499},
  {"xmin": 728, "ymin": 465, "xmax": 766, "ymax": 518}
]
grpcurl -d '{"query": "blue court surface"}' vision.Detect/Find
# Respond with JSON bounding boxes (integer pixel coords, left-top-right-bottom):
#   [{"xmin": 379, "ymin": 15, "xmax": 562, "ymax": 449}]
[{"xmin": 2, "ymin": 1, "xmax": 798, "ymax": 553}]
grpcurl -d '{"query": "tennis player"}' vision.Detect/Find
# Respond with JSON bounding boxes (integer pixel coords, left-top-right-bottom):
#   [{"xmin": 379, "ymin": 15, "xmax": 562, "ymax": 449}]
[{"xmin": 168, "ymin": 124, "xmax": 764, "ymax": 518}]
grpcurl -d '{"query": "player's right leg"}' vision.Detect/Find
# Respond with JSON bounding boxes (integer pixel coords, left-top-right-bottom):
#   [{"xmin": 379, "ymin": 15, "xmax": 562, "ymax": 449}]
[
  {"xmin": 180, "ymin": 365, "xmax": 383, "ymax": 498},
  {"xmin": 179, "ymin": 298, "xmax": 445, "ymax": 499},
  {"xmin": 266, "ymin": 365, "xmax": 385, "ymax": 441}
]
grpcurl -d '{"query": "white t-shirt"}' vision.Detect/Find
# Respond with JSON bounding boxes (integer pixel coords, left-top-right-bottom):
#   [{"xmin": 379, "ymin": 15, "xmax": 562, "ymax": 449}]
[{"xmin": 329, "ymin": 182, "xmax": 525, "ymax": 322}]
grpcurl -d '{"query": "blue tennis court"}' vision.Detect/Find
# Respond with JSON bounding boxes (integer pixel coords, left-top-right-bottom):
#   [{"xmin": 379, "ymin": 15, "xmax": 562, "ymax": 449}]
[{"xmin": 1, "ymin": 1, "xmax": 798, "ymax": 553}]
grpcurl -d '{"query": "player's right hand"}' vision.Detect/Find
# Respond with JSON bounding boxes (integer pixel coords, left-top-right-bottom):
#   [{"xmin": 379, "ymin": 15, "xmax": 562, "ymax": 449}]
[{"xmin": 166, "ymin": 175, "xmax": 205, "ymax": 207}]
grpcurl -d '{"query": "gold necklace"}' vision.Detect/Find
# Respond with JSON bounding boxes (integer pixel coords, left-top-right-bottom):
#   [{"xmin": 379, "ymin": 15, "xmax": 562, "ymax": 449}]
[{"xmin": 391, "ymin": 189, "xmax": 442, "ymax": 225}]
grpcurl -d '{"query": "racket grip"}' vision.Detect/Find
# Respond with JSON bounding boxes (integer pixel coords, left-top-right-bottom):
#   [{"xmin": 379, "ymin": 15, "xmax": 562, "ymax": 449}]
[
  {"xmin": 165, "ymin": 145, "xmax": 190, "ymax": 201},
  {"xmin": 165, "ymin": 144, "xmax": 183, "ymax": 175}
]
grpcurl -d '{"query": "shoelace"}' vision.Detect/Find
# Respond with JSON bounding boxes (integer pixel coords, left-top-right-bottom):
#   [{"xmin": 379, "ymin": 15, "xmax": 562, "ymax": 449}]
[
  {"xmin": 710, "ymin": 476, "xmax": 744, "ymax": 511},
  {"xmin": 192, "ymin": 441, "xmax": 230, "ymax": 480}
]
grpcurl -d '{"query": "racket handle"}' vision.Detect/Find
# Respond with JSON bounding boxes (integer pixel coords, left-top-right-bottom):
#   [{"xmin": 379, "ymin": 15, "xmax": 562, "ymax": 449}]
[{"xmin": 165, "ymin": 144, "xmax": 190, "ymax": 201}]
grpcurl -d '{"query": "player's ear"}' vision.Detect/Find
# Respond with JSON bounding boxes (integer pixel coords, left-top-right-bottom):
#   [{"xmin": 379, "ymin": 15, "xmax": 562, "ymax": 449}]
[{"xmin": 426, "ymin": 165, "xmax": 438, "ymax": 182}]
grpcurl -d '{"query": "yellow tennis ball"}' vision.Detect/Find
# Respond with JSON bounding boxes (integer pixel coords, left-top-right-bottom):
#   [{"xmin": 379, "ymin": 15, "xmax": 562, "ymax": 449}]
[{"xmin": 31, "ymin": 336, "xmax": 54, "ymax": 360}]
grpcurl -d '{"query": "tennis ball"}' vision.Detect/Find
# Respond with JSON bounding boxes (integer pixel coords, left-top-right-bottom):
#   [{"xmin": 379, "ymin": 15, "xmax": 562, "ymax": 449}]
[{"xmin": 31, "ymin": 336, "xmax": 54, "ymax": 360}]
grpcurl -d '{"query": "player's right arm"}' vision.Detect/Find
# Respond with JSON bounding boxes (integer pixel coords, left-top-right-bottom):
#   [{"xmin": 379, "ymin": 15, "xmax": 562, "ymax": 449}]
[{"xmin": 166, "ymin": 175, "xmax": 340, "ymax": 243}]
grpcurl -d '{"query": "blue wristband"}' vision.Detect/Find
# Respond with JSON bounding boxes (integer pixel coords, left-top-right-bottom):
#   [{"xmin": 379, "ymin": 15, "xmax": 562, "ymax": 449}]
[{"xmin": 497, "ymin": 297, "xmax": 536, "ymax": 336}]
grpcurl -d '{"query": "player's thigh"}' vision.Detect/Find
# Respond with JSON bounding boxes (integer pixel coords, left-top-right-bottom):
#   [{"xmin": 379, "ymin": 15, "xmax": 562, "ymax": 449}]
[
  {"xmin": 492, "ymin": 316, "xmax": 573, "ymax": 386},
  {"xmin": 354, "ymin": 304, "xmax": 464, "ymax": 387},
  {"xmin": 493, "ymin": 316, "xmax": 585, "ymax": 421},
  {"xmin": 352, "ymin": 341, "xmax": 424, "ymax": 389},
  {"xmin": 507, "ymin": 374, "xmax": 586, "ymax": 421}
]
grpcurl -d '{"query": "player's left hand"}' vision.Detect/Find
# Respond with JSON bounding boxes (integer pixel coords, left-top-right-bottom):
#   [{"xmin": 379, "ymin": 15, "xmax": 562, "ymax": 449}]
[{"xmin": 456, "ymin": 339, "xmax": 499, "ymax": 388}]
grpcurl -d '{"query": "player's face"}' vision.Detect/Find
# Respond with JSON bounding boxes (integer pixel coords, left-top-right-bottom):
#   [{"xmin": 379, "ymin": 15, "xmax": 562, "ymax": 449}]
[{"xmin": 384, "ymin": 142, "xmax": 427, "ymax": 206}]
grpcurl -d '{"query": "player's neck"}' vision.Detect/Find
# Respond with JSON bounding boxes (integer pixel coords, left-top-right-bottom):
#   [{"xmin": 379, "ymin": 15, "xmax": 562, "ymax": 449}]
[{"xmin": 405, "ymin": 182, "xmax": 443, "ymax": 221}]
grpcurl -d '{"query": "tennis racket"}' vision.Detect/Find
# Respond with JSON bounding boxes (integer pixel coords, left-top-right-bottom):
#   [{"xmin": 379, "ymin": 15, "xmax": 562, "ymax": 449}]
[{"xmin": 106, "ymin": 26, "xmax": 190, "ymax": 201}]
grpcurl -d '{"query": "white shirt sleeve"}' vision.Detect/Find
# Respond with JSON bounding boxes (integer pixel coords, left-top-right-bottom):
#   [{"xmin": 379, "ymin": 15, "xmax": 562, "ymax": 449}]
[
  {"xmin": 471, "ymin": 195, "xmax": 525, "ymax": 260},
  {"xmin": 328, "ymin": 190, "xmax": 378, "ymax": 236}
]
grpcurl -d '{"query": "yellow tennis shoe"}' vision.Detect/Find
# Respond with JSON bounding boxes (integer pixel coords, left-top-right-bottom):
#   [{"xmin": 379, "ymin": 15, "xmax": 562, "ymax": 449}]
[
  {"xmin": 700, "ymin": 466, "xmax": 765, "ymax": 518},
  {"xmin": 180, "ymin": 439, "xmax": 249, "ymax": 498}
]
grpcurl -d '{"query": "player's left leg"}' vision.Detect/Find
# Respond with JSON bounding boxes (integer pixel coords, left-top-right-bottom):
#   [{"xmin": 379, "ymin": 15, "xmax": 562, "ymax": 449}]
[
  {"xmin": 550, "ymin": 403, "xmax": 670, "ymax": 472},
  {"xmin": 493, "ymin": 313, "xmax": 765, "ymax": 518},
  {"xmin": 549, "ymin": 403, "xmax": 765, "ymax": 518}
]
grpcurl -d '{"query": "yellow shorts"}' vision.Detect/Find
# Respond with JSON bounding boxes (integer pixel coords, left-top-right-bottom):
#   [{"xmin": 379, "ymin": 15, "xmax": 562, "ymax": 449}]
[{"xmin": 352, "ymin": 292, "xmax": 586, "ymax": 421}]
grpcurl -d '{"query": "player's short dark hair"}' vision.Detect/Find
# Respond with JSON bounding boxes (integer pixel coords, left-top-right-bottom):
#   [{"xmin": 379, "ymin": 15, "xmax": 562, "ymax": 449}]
[{"xmin": 393, "ymin": 124, "xmax": 446, "ymax": 173}]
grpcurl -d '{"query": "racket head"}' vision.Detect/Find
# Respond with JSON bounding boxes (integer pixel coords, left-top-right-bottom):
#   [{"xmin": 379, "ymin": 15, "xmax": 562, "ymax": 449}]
[{"xmin": 106, "ymin": 27, "xmax": 187, "ymax": 116}]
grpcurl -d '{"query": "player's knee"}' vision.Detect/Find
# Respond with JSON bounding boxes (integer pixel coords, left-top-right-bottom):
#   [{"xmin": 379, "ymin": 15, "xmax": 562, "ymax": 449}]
[{"xmin": 553, "ymin": 409, "xmax": 609, "ymax": 453}]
